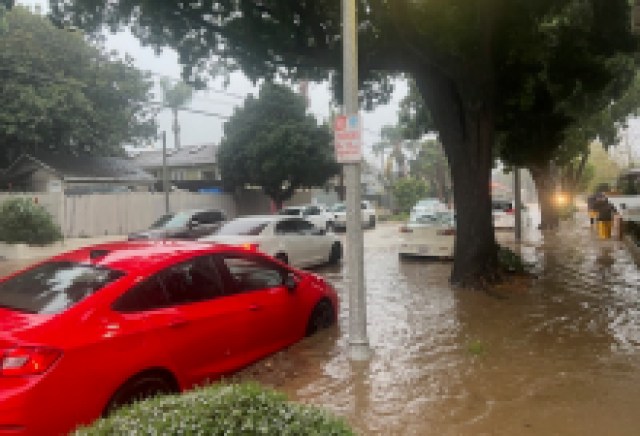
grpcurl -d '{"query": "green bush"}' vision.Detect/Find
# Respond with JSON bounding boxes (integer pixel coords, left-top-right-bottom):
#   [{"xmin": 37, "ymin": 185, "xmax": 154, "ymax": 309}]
[
  {"xmin": 75, "ymin": 383, "xmax": 354, "ymax": 436},
  {"xmin": 0, "ymin": 198, "xmax": 62, "ymax": 244},
  {"xmin": 392, "ymin": 178, "xmax": 429, "ymax": 213},
  {"xmin": 497, "ymin": 245, "xmax": 527, "ymax": 274}
]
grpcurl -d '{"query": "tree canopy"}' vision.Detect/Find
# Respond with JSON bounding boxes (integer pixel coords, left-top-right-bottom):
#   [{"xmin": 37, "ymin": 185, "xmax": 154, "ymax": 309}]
[
  {"xmin": 0, "ymin": 7, "xmax": 156, "ymax": 168},
  {"xmin": 50, "ymin": 0, "xmax": 638, "ymax": 287},
  {"xmin": 218, "ymin": 83, "xmax": 337, "ymax": 207}
]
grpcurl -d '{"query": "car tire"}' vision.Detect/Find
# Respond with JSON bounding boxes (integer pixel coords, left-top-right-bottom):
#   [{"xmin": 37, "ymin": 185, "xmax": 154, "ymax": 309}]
[
  {"xmin": 274, "ymin": 252, "xmax": 289, "ymax": 264},
  {"xmin": 103, "ymin": 371, "xmax": 178, "ymax": 417},
  {"xmin": 328, "ymin": 242, "xmax": 342, "ymax": 265},
  {"xmin": 306, "ymin": 299, "xmax": 335, "ymax": 336},
  {"xmin": 369, "ymin": 216, "xmax": 376, "ymax": 229}
]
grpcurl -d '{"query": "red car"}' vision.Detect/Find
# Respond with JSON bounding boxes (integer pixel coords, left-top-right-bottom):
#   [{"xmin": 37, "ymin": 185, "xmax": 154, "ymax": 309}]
[{"xmin": 0, "ymin": 241, "xmax": 338, "ymax": 435}]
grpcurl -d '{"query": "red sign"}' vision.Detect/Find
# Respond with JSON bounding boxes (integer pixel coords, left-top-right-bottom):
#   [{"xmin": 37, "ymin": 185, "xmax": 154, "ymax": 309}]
[{"xmin": 334, "ymin": 114, "xmax": 362, "ymax": 163}]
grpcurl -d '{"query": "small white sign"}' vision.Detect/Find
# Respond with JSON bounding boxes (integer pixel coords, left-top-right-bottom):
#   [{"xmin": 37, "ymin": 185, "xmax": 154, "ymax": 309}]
[{"xmin": 334, "ymin": 114, "xmax": 362, "ymax": 163}]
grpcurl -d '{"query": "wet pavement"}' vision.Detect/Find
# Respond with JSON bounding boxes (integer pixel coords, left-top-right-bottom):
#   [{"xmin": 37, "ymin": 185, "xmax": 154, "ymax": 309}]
[
  {"xmin": 1, "ymin": 216, "xmax": 639, "ymax": 435},
  {"xmin": 236, "ymin": 217, "xmax": 640, "ymax": 435}
]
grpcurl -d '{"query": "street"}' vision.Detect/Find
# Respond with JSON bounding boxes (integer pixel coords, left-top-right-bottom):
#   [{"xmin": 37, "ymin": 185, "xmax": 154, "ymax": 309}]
[{"xmin": 1, "ymin": 217, "xmax": 639, "ymax": 435}]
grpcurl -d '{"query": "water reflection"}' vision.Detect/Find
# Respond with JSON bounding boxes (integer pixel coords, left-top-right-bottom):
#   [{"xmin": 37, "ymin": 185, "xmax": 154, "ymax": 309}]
[{"xmin": 237, "ymin": 221, "xmax": 640, "ymax": 435}]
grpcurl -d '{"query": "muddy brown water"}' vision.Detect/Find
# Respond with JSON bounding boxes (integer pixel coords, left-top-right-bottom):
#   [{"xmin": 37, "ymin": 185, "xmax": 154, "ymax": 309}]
[{"xmin": 1, "ymin": 218, "xmax": 639, "ymax": 435}]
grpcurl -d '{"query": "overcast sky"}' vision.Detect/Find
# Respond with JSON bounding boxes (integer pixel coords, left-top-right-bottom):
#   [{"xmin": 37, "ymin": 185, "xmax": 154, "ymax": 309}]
[{"xmin": 22, "ymin": 0, "xmax": 407, "ymax": 166}]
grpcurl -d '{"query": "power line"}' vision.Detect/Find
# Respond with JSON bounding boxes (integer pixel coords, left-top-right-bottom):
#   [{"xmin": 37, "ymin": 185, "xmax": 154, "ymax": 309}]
[{"xmin": 148, "ymin": 101, "xmax": 230, "ymax": 119}]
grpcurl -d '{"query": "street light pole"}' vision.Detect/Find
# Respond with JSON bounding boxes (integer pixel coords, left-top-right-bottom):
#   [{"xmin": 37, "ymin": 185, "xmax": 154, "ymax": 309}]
[{"xmin": 343, "ymin": 0, "xmax": 370, "ymax": 361}]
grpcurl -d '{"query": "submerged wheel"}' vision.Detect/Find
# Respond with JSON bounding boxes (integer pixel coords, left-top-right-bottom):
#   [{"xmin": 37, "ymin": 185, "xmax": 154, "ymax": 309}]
[
  {"xmin": 274, "ymin": 252, "xmax": 289, "ymax": 264},
  {"xmin": 104, "ymin": 371, "xmax": 178, "ymax": 416},
  {"xmin": 306, "ymin": 299, "xmax": 335, "ymax": 336},
  {"xmin": 328, "ymin": 242, "xmax": 342, "ymax": 265}
]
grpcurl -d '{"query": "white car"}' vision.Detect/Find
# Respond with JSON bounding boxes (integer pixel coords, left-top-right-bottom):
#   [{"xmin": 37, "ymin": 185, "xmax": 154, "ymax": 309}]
[
  {"xmin": 330, "ymin": 200, "xmax": 376, "ymax": 230},
  {"xmin": 398, "ymin": 211, "xmax": 455, "ymax": 259},
  {"xmin": 278, "ymin": 204, "xmax": 333, "ymax": 230},
  {"xmin": 200, "ymin": 215, "xmax": 342, "ymax": 268},
  {"xmin": 409, "ymin": 198, "xmax": 448, "ymax": 222},
  {"xmin": 492, "ymin": 199, "xmax": 516, "ymax": 229}
]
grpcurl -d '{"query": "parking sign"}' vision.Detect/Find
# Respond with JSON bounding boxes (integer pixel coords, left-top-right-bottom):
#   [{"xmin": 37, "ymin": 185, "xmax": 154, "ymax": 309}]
[{"xmin": 334, "ymin": 114, "xmax": 362, "ymax": 163}]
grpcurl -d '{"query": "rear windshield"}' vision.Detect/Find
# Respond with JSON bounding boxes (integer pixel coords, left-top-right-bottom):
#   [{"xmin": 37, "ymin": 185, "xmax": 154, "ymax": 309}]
[
  {"xmin": 0, "ymin": 262, "xmax": 124, "ymax": 314},
  {"xmin": 216, "ymin": 219, "xmax": 270, "ymax": 236}
]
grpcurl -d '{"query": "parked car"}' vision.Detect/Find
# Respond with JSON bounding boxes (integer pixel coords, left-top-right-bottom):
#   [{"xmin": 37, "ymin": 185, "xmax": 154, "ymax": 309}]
[
  {"xmin": 278, "ymin": 204, "xmax": 333, "ymax": 230},
  {"xmin": 492, "ymin": 199, "xmax": 515, "ymax": 229},
  {"xmin": 330, "ymin": 200, "xmax": 376, "ymax": 230},
  {"xmin": 0, "ymin": 241, "xmax": 338, "ymax": 435},
  {"xmin": 409, "ymin": 198, "xmax": 448, "ymax": 222},
  {"xmin": 128, "ymin": 209, "xmax": 226, "ymax": 240},
  {"xmin": 399, "ymin": 210, "xmax": 455, "ymax": 259},
  {"xmin": 201, "ymin": 215, "xmax": 342, "ymax": 268}
]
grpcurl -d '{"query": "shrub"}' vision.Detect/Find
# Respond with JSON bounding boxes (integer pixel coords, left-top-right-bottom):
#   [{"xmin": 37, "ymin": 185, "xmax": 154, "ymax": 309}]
[
  {"xmin": 74, "ymin": 383, "xmax": 354, "ymax": 436},
  {"xmin": 497, "ymin": 245, "xmax": 527, "ymax": 274},
  {"xmin": 0, "ymin": 198, "xmax": 62, "ymax": 244},
  {"xmin": 392, "ymin": 178, "xmax": 429, "ymax": 213}
]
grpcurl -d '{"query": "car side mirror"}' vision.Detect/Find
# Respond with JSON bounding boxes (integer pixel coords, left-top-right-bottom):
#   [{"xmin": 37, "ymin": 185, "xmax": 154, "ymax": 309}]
[{"xmin": 284, "ymin": 273, "xmax": 298, "ymax": 292}]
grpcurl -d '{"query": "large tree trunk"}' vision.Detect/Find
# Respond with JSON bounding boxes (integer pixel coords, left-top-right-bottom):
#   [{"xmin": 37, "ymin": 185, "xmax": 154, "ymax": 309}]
[
  {"xmin": 529, "ymin": 164, "xmax": 559, "ymax": 230},
  {"xmin": 415, "ymin": 70, "xmax": 499, "ymax": 287}
]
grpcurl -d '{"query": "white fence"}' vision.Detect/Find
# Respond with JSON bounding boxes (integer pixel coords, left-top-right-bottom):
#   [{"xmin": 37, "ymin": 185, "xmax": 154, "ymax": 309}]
[{"xmin": 0, "ymin": 192, "xmax": 236, "ymax": 238}]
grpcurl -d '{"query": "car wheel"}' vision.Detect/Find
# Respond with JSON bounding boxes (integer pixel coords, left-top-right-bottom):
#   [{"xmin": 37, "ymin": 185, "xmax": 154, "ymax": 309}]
[
  {"xmin": 328, "ymin": 242, "xmax": 342, "ymax": 265},
  {"xmin": 306, "ymin": 299, "xmax": 335, "ymax": 336},
  {"xmin": 274, "ymin": 252, "xmax": 289, "ymax": 264},
  {"xmin": 103, "ymin": 371, "xmax": 178, "ymax": 417},
  {"xmin": 369, "ymin": 216, "xmax": 376, "ymax": 229}
]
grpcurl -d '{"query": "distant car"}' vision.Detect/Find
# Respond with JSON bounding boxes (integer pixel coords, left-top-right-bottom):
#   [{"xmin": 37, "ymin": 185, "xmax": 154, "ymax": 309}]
[
  {"xmin": 330, "ymin": 200, "xmax": 376, "ymax": 230},
  {"xmin": 200, "ymin": 215, "xmax": 342, "ymax": 268},
  {"xmin": 409, "ymin": 198, "xmax": 448, "ymax": 222},
  {"xmin": 128, "ymin": 209, "xmax": 226, "ymax": 240},
  {"xmin": 0, "ymin": 240, "xmax": 338, "ymax": 435},
  {"xmin": 278, "ymin": 204, "xmax": 333, "ymax": 230},
  {"xmin": 492, "ymin": 199, "xmax": 515, "ymax": 229},
  {"xmin": 399, "ymin": 210, "xmax": 455, "ymax": 259}
]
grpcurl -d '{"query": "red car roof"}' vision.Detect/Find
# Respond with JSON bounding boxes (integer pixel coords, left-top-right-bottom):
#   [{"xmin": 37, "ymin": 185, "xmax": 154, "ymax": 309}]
[{"xmin": 50, "ymin": 240, "xmax": 230, "ymax": 273}]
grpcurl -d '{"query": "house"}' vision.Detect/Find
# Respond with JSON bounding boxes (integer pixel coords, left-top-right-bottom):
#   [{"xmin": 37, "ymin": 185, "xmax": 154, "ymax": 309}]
[
  {"xmin": 131, "ymin": 144, "xmax": 220, "ymax": 190},
  {"xmin": 0, "ymin": 153, "xmax": 155, "ymax": 194}
]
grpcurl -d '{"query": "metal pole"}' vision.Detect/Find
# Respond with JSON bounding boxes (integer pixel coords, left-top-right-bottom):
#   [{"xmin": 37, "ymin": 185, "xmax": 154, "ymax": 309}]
[
  {"xmin": 162, "ymin": 131, "xmax": 169, "ymax": 214},
  {"xmin": 343, "ymin": 0, "xmax": 370, "ymax": 360},
  {"xmin": 514, "ymin": 168, "xmax": 522, "ymax": 242}
]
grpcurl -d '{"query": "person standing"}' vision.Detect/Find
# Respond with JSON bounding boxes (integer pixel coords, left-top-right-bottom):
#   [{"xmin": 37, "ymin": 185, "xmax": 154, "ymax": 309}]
[
  {"xmin": 594, "ymin": 194, "xmax": 616, "ymax": 239},
  {"xmin": 587, "ymin": 193, "xmax": 598, "ymax": 225}
]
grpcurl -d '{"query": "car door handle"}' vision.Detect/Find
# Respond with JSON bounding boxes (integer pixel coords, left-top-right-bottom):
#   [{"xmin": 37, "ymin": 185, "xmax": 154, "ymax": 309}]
[{"xmin": 248, "ymin": 304, "xmax": 262, "ymax": 312}]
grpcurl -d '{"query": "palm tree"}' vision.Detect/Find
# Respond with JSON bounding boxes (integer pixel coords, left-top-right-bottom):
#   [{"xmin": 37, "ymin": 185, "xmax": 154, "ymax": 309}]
[{"xmin": 160, "ymin": 78, "xmax": 193, "ymax": 149}]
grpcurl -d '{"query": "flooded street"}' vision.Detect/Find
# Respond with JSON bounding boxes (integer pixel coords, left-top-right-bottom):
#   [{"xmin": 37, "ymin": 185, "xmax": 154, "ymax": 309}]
[
  {"xmin": 239, "ymin": 218, "xmax": 640, "ymax": 435},
  {"xmin": 1, "ymin": 217, "xmax": 639, "ymax": 435}
]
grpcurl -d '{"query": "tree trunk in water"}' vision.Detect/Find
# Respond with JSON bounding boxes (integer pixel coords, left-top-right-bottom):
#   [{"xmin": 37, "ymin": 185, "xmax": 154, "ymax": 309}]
[
  {"xmin": 529, "ymin": 164, "xmax": 559, "ymax": 230},
  {"xmin": 415, "ymin": 71, "xmax": 499, "ymax": 287}
]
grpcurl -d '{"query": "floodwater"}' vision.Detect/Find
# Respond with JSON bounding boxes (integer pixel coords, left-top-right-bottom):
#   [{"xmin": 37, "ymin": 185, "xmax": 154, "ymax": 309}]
[
  {"xmin": 238, "ymin": 218, "xmax": 640, "ymax": 435},
  {"xmin": 1, "ymin": 216, "xmax": 639, "ymax": 435}
]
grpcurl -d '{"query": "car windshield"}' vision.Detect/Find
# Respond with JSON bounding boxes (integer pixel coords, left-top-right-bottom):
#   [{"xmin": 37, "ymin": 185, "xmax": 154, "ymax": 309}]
[
  {"xmin": 278, "ymin": 208, "xmax": 302, "ymax": 216},
  {"xmin": 216, "ymin": 219, "xmax": 270, "ymax": 236},
  {"xmin": 410, "ymin": 211, "xmax": 454, "ymax": 226},
  {"xmin": 0, "ymin": 262, "xmax": 124, "ymax": 314},
  {"xmin": 150, "ymin": 213, "xmax": 174, "ymax": 229},
  {"xmin": 330, "ymin": 203, "xmax": 346, "ymax": 212},
  {"xmin": 153, "ymin": 211, "xmax": 193, "ymax": 229}
]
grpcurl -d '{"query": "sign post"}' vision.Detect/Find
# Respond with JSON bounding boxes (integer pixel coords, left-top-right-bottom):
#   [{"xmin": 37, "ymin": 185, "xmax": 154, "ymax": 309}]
[{"xmin": 340, "ymin": 0, "xmax": 370, "ymax": 361}]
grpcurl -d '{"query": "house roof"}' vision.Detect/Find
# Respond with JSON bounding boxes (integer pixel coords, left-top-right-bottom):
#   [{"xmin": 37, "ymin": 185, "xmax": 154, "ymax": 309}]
[
  {"xmin": 131, "ymin": 144, "xmax": 217, "ymax": 169},
  {"xmin": 2, "ymin": 153, "xmax": 155, "ymax": 183}
]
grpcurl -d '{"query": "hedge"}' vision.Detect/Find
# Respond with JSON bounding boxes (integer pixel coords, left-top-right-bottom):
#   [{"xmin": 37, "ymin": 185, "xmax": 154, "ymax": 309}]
[
  {"xmin": 74, "ymin": 383, "xmax": 354, "ymax": 435},
  {"xmin": 0, "ymin": 198, "xmax": 62, "ymax": 244}
]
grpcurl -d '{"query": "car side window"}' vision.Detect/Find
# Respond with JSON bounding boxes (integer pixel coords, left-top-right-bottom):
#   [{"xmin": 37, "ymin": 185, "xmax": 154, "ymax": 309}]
[
  {"xmin": 197, "ymin": 211, "xmax": 225, "ymax": 224},
  {"xmin": 217, "ymin": 254, "xmax": 285, "ymax": 293},
  {"xmin": 306, "ymin": 206, "xmax": 320, "ymax": 215},
  {"xmin": 275, "ymin": 219, "xmax": 297, "ymax": 235},
  {"xmin": 297, "ymin": 219, "xmax": 316, "ymax": 233},
  {"xmin": 112, "ymin": 276, "xmax": 170, "ymax": 313},
  {"xmin": 161, "ymin": 256, "xmax": 225, "ymax": 305}
]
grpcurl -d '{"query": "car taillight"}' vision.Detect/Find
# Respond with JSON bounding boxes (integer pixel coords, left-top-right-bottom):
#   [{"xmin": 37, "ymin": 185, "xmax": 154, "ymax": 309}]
[
  {"xmin": 1, "ymin": 347, "xmax": 61, "ymax": 376},
  {"xmin": 505, "ymin": 208, "xmax": 514, "ymax": 214},
  {"xmin": 400, "ymin": 226, "xmax": 413, "ymax": 233},
  {"xmin": 240, "ymin": 243, "xmax": 259, "ymax": 251},
  {"xmin": 437, "ymin": 229, "xmax": 456, "ymax": 236}
]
